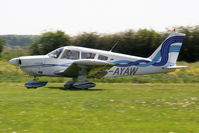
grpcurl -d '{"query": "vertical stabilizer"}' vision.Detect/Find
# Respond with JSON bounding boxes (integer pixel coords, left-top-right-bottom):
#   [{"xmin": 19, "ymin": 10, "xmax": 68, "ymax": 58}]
[{"xmin": 149, "ymin": 31, "xmax": 185, "ymax": 67}]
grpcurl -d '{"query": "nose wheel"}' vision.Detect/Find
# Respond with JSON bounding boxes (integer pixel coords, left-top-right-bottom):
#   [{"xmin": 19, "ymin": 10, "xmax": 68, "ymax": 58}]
[{"xmin": 25, "ymin": 76, "xmax": 48, "ymax": 89}]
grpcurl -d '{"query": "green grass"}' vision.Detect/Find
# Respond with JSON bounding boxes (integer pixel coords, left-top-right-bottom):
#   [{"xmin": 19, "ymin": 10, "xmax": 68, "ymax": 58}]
[{"xmin": 0, "ymin": 83, "xmax": 199, "ymax": 133}]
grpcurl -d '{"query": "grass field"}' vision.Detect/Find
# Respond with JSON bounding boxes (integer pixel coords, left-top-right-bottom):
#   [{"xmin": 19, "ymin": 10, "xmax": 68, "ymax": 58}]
[{"xmin": 0, "ymin": 83, "xmax": 199, "ymax": 133}]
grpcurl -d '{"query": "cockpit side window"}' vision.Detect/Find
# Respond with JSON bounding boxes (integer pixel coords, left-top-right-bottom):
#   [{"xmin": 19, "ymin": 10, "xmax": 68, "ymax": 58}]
[
  {"xmin": 98, "ymin": 55, "xmax": 108, "ymax": 61},
  {"xmin": 48, "ymin": 48, "xmax": 63, "ymax": 58},
  {"xmin": 61, "ymin": 50, "xmax": 79, "ymax": 60},
  {"xmin": 81, "ymin": 52, "xmax": 96, "ymax": 59}
]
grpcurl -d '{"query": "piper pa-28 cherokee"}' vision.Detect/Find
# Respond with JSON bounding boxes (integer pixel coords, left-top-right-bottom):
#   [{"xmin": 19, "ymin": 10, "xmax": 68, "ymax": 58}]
[{"xmin": 9, "ymin": 31, "xmax": 187, "ymax": 89}]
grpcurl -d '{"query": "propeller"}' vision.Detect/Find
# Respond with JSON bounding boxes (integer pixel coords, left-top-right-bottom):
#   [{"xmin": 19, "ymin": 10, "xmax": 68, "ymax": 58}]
[{"xmin": 15, "ymin": 46, "xmax": 19, "ymax": 72}]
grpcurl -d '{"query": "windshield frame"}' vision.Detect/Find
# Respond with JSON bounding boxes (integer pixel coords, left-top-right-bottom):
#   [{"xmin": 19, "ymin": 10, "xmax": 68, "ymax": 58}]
[{"xmin": 47, "ymin": 48, "xmax": 64, "ymax": 58}]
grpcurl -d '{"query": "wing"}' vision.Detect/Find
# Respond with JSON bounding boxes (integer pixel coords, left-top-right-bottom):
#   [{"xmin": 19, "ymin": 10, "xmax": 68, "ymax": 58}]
[{"xmin": 55, "ymin": 59, "xmax": 114, "ymax": 78}]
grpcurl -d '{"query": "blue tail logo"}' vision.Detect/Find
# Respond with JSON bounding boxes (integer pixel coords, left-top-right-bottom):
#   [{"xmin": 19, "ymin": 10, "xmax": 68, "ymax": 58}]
[{"xmin": 114, "ymin": 35, "xmax": 185, "ymax": 67}]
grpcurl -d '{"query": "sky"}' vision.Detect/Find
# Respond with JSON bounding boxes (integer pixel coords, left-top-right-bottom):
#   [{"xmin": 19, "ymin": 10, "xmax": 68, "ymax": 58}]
[{"xmin": 0, "ymin": 0, "xmax": 199, "ymax": 35}]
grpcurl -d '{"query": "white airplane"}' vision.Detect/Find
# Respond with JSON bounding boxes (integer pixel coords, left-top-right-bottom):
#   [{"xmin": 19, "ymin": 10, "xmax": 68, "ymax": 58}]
[{"xmin": 9, "ymin": 31, "xmax": 187, "ymax": 89}]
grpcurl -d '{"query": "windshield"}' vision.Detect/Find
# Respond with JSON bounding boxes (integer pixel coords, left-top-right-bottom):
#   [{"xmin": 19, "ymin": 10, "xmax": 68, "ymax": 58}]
[{"xmin": 47, "ymin": 48, "xmax": 63, "ymax": 58}]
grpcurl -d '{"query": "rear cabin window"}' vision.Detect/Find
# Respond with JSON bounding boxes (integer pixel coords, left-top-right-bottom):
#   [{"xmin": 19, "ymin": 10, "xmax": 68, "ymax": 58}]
[
  {"xmin": 61, "ymin": 50, "xmax": 79, "ymax": 60},
  {"xmin": 81, "ymin": 52, "xmax": 96, "ymax": 59},
  {"xmin": 98, "ymin": 55, "xmax": 108, "ymax": 60}
]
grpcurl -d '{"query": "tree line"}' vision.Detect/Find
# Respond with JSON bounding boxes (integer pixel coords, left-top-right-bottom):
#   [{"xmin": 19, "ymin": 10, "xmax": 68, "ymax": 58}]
[
  {"xmin": 0, "ymin": 26, "xmax": 199, "ymax": 62},
  {"xmin": 0, "ymin": 35, "xmax": 39, "ymax": 47}
]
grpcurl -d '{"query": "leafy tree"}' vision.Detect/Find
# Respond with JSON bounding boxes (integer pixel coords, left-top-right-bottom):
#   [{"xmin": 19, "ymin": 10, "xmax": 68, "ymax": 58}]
[
  {"xmin": 38, "ymin": 31, "xmax": 71, "ymax": 55},
  {"xmin": 72, "ymin": 32, "xmax": 99, "ymax": 48},
  {"xmin": 29, "ymin": 42, "xmax": 40, "ymax": 55},
  {"xmin": 133, "ymin": 29, "xmax": 163, "ymax": 57},
  {"xmin": 177, "ymin": 26, "xmax": 199, "ymax": 62},
  {"xmin": 0, "ymin": 35, "xmax": 39, "ymax": 46}
]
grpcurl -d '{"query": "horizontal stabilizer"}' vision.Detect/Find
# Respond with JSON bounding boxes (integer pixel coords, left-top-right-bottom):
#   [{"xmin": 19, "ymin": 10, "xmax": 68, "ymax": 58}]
[{"xmin": 164, "ymin": 66, "xmax": 188, "ymax": 69}]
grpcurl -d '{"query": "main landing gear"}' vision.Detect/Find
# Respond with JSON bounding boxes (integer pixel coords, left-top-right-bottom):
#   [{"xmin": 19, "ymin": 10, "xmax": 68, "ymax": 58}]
[
  {"xmin": 24, "ymin": 76, "xmax": 48, "ymax": 89},
  {"xmin": 64, "ymin": 77, "xmax": 96, "ymax": 90}
]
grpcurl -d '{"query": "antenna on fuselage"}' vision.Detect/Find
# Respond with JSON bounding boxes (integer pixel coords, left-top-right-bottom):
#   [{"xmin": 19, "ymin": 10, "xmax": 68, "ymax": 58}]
[{"xmin": 109, "ymin": 40, "xmax": 119, "ymax": 52}]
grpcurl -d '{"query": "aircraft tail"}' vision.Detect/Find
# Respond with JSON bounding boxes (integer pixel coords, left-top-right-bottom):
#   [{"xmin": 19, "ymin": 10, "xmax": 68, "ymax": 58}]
[{"xmin": 149, "ymin": 31, "xmax": 186, "ymax": 67}]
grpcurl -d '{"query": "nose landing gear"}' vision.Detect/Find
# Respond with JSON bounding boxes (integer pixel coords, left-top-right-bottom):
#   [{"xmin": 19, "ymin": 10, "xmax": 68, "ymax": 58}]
[{"xmin": 24, "ymin": 76, "xmax": 48, "ymax": 89}]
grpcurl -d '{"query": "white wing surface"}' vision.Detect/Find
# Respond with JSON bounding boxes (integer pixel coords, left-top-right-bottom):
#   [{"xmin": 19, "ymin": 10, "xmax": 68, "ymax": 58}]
[{"xmin": 55, "ymin": 59, "xmax": 114, "ymax": 78}]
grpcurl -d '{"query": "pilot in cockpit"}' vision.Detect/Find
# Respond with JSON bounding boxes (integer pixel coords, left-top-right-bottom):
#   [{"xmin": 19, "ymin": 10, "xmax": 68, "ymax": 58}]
[
  {"xmin": 66, "ymin": 50, "xmax": 73, "ymax": 59},
  {"xmin": 86, "ymin": 53, "xmax": 91, "ymax": 59}
]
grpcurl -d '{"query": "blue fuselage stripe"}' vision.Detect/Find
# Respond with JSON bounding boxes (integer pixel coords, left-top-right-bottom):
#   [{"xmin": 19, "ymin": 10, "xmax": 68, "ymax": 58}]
[{"xmin": 21, "ymin": 63, "xmax": 71, "ymax": 68}]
